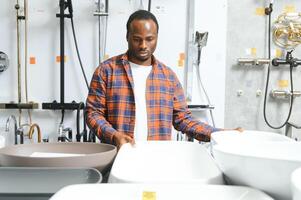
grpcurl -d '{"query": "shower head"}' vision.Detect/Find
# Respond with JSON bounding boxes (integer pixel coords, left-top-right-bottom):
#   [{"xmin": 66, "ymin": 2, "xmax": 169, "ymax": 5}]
[{"xmin": 195, "ymin": 31, "xmax": 208, "ymax": 48}]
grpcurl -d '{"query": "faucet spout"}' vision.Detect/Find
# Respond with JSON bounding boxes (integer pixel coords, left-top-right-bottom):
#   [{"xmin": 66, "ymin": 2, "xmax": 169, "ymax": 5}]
[
  {"xmin": 5, "ymin": 115, "xmax": 18, "ymax": 145},
  {"xmin": 28, "ymin": 123, "xmax": 42, "ymax": 143}
]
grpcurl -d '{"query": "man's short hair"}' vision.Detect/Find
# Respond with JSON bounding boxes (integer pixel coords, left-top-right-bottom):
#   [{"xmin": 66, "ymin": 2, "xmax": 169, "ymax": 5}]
[{"xmin": 126, "ymin": 10, "xmax": 159, "ymax": 35}]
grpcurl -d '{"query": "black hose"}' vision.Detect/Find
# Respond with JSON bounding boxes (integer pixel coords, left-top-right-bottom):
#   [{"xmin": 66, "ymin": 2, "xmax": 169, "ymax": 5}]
[
  {"xmin": 263, "ymin": 3, "xmax": 294, "ymax": 129},
  {"xmin": 70, "ymin": 17, "xmax": 89, "ymax": 90},
  {"xmin": 60, "ymin": 109, "xmax": 65, "ymax": 124},
  {"xmin": 148, "ymin": 0, "xmax": 151, "ymax": 12},
  {"xmin": 76, "ymin": 102, "xmax": 84, "ymax": 142}
]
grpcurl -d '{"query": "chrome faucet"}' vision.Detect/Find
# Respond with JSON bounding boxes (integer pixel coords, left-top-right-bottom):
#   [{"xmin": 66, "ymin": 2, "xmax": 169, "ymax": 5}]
[
  {"xmin": 5, "ymin": 115, "xmax": 23, "ymax": 144},
  {"xmin": 58, "ymin": 123, "xmax": 72, "ymax": 142}
]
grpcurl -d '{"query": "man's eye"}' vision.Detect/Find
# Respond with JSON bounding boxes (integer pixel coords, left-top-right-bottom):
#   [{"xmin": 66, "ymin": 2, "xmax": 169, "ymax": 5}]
[{"xmin": 147, "ymin": 37, "xmax": 154, "ymax": 41}]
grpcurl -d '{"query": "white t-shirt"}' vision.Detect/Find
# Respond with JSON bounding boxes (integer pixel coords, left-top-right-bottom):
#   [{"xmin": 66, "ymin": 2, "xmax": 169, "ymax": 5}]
[{"xmin": 129, "ymin": 62, "xmax": 152, "ymax": 141}]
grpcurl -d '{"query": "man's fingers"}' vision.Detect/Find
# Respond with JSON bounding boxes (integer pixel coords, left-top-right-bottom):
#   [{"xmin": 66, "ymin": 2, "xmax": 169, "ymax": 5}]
[{"xmin": 235, "ymin": 127, "xmax": 244, "ymax": 132}]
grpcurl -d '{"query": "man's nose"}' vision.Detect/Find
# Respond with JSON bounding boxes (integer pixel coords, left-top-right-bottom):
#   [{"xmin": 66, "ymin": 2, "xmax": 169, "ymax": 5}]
[{"xmin": 139, "ymin": 40, "xmax": 147, "ymax": 49}]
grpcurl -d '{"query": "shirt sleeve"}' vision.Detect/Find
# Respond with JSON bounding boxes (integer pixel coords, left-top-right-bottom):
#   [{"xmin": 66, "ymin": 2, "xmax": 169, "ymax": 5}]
[
  {"xmin": 172, "ymin": 73, "xmax": 222, "ymax": 142},
  {"xmin": 86, "ymin": 64, "xmax": 118, "ymax": 144}
]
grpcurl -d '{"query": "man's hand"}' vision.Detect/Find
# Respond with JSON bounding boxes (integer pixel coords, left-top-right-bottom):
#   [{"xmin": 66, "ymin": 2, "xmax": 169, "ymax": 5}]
[
  {"xmin": 113, "ymin": 132, "xmax": 135, "ymax": 150},
  {"xmin": 234, "ymin": 127, "xmax": 244, "ymax": 132}
]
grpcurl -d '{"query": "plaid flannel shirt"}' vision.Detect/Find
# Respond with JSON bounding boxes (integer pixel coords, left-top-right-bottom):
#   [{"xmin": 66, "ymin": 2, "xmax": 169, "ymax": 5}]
[{"xmin": 86, "ymin": 53, "xmax": 221, "ymax": 144}]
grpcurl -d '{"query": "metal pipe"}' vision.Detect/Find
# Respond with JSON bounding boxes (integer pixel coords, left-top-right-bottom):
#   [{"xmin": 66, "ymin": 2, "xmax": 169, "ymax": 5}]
[
  {"xmin": 59, "ymin": 0, "xmax": 65, "ymax": 105},
  {"xmin": 15, "ymin": 1, "xmax": 22, "ymax": 126},
  {"xmin": 237, "ymin": 58, "xmax": 270, "ymax": 65}
]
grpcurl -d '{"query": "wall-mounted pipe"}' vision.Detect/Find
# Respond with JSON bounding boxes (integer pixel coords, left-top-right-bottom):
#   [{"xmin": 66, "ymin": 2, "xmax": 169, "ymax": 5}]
[{"xmin": 237, "ymin": 58, "xmax": 270, "ymax": 66}]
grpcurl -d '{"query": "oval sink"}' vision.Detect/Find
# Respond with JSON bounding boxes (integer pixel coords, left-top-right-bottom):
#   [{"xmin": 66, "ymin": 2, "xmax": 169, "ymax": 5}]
[
  {"xmin": 50, "ymin": 183, "xmax": 274, "ymax": 200},
  {"xmin": 211, "ymin": 130, "xmax": 293, "ymax": 146},
  {"xmin": 291, "ymin": 167, "xmax": 301, "ymax": 200},
  {"xmin": 109, "ymin": 141, "xmax": 224, "ymax": 184},
  {"xmin": 212, "ymin": 142, "xmax": 301, "ymax": 200},
  {"xmin": 0, "ymin": 142, "xmax": 117, "ymax": 172}
]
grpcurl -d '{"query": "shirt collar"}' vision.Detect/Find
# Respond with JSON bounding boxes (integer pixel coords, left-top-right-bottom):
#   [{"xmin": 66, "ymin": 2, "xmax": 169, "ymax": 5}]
[{"xmin": 121, "ymin": 51, "xmax": 159, "ymax": 68}]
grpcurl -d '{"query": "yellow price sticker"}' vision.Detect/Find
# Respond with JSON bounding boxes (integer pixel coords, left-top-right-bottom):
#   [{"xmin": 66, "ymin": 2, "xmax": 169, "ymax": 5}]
[
  {"xmin": 275, "ymin": 49, "xmax": 283, "ymax": 58},
  {"xmin": 255, "ymin": 7, "xmax": 265, "ymax": 16},
  {"xmin": 251, "ymin": 48, "xmax": 257, "ymax": 56},
  {"xmin": 278, "ymin": 80, "xmax": 289, "ymax": 88},
  {"xmin": 142, "ymin": 191, "xmax": 156, "ymax": 200},
  {"xmin": 178, "ymin": 59, "xmax": 184, "ymax": 67}
]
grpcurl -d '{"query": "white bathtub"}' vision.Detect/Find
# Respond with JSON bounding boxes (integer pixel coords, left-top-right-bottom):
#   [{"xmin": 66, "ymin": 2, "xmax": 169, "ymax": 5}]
[
  {"xmin": 50, "ymin": 184, "xmax": 274, "ymax": 200},
  {"xmin": 108, "ymin": 141, "xmax": 224, "ymax": 184},
  {"xmin": 212, "ymin": 142, "xmax": 301, "ymax": 200}
]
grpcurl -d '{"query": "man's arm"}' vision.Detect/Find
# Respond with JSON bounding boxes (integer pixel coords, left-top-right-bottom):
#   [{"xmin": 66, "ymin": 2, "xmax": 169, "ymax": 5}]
[
  {"xmin": 86, "ymin": 65, "xmax": 118, "ymax": 144},
  {"xmin": 172, "ymin": 74, "xmax": 221, "ymax": 142},
  {"xmin": 86, "ymin": 65, "xmax": 134, "ymax": 147}
]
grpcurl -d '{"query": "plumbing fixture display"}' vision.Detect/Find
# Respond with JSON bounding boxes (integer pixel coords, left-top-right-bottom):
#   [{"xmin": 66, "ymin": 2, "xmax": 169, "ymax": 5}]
[
  {"xmin": 42, "ymin": 0, "xmax": 87, "ymax": 143},
  {"xmin": 193, "ymin": 31, "xmax": 216, "ymax": 130},
  {"xmin": 0, "ymin": 1, "xmax": 38, "ymax": 119},
  {"xmin": 263, "ymin": 2, "xmax": 301, "ymax": 129},
  {"xmin": 0, "ymin": 52, "xmax": 9, "ymax": 72},
  {"xmin": 273, "ymin": 12, "xmax": 301, "ymax": 50}
]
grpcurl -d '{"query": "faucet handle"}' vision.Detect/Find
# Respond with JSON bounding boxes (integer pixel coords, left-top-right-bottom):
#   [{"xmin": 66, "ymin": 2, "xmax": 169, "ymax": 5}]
[{"xmin": 16, "ymin": 127, "xmax": 24, "ymax": 144}]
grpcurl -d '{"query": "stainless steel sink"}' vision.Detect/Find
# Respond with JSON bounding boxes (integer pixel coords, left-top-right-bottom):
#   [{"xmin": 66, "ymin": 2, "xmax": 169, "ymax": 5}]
[
  {"xmin": 0, "ymin": 142, "xmax": 117, "ymax": 172},
  {"xmin": 0, "ymin": 167, "xmax": 102, "ymax": 200}
]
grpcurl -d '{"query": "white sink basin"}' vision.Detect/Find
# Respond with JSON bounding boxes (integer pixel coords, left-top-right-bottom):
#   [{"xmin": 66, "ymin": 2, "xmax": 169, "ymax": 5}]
[
  {"xmin": 109, "ymin": 141, "xmax": 224, "ymax": 184},
  {"xmin": 50, "ymin": 183, "xmax": 274, "ymax": 200},
  {"xmin": 212, "ymin": 142, "xmax": 301, "ymax": 200},
  {"xmin": 291, "ymin": 167, "xmax": 301, "ymax": 200},
  {"xmin": 211, "ymin": 130, "xmax": 293, "ymax": 146}
]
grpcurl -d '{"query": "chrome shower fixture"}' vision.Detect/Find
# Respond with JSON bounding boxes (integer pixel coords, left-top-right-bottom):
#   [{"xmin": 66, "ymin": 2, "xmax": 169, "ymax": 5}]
[
  {"xmin": 273, "ymin": 12, "xmax": 301, "ymax": 49},
  {"xmin": 0, "ymin": 52, "xmax": 9, "ymax": 72},
  {"xmin": 195, "ymin": 31, "xmax": 208, "ymax": 48}
]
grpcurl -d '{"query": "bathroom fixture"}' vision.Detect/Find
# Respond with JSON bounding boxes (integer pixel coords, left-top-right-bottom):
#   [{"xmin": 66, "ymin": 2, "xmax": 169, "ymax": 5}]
[
  {"xmin": 109, "ymin": 141, "xmax": 224, "ymax": 184},
  {"xmin": 5, "ymin": 115, "xmax": 24, "ymax": 144},
  {"xmin": 76, "ymin": 102, "xmax": 87, "ymax": 142},
  {"xmin": 42, "ymin": 0, "xmax": 86, "ymax": 134},
  {"xmin": 0, "ymin": 142, "xmax": 117, "ymax": 172},
  {"xmin": 0, "ymin": 167, "xmax": 102, "ymax": 200},
  {"xmin": 273, "ymin": 12, "xmax": 301, "ymax": 50},
  {"xmin": 270, "ymin": 89, "xmax": 301, "ymax": 99},
  {"xmin": 237, "ymin": 58, "xmax": 270, "ymax": 66},
  {"xmin": 50, "ymin": 184, "xmax": 273, "ymax": 200},
  {"xmin": 212, "ymin": 142, "xmax": 301, "ymax": 200},
  {"xmin": 263, "ymin": 6, "xmax": 301, "ymax": 129},
  {"xmin": 28, "ymin": 123, "xmax": 42, "ymax": 143},
  {"xmin": 0, "ymin": 1, "xmax": 38, "ymax": 121},
  {"xmin": 0, "ymin": 51, "xmax": 9, "ymax": 72},
  {"xmin": 285, "ymin": 122, "xmax": 301, "ymax": 139},
  {"xmin": 94, "ymin": 0, "xmax": 108, "ymax": 63},
  {"xmin": 57, "ymin": 123, "xmax": 72, "ymax": 142}
]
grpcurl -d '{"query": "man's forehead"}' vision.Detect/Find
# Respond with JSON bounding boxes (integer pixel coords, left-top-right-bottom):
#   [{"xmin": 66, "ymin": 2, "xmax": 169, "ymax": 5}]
[{"xmin": 129, "ymin": 19, "xmax": 157, "ymax": 31}]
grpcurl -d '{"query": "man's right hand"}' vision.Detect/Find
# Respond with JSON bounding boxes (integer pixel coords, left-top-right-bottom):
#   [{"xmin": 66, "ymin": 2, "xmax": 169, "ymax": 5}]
[{"xmin": 113, "ymin": 132, "xmax": 135, "ymax": 150}]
